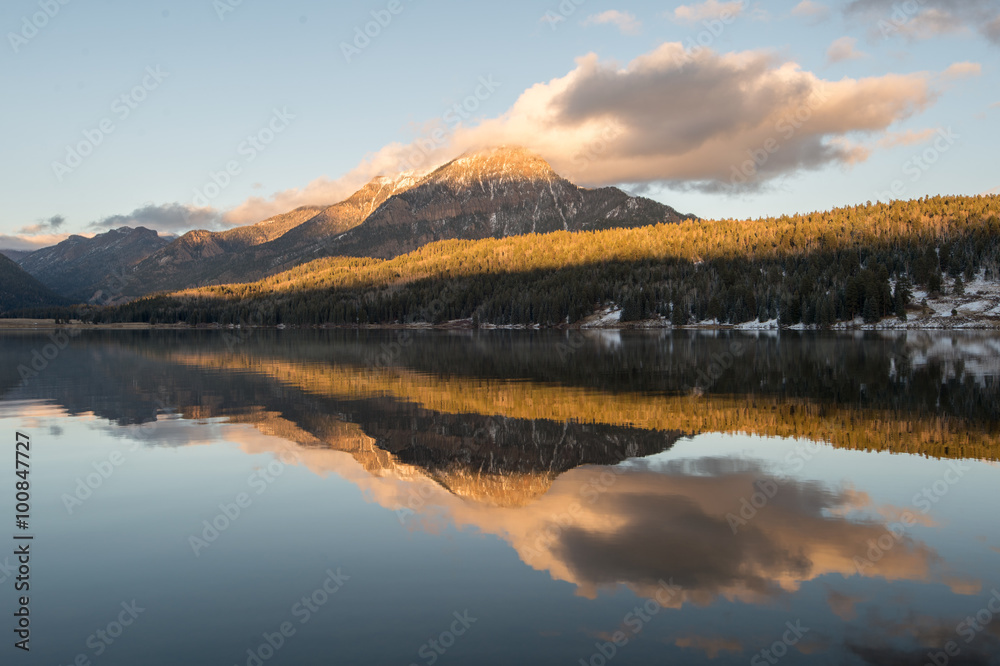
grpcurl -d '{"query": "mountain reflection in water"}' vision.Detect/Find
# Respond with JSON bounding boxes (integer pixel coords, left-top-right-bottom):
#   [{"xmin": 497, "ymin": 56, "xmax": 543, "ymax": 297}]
[{"xmin": 1, "ymin": 329, "xmax": 999, "ymax": 665}]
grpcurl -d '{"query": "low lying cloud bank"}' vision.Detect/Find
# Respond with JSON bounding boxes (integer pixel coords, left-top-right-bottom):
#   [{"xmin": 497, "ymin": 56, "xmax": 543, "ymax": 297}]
[
  {"xmin": 0, "ymin": 232, "xmax": 77, "ymax": 253},
  {"xmin": 89, "ymin": 203, "xmax": 222, "ymax": 235}
]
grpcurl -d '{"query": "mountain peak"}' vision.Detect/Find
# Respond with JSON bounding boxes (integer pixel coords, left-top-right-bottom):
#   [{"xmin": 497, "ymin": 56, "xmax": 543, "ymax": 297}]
[
  {"xmin": 458, "ymin": 144, "xmax": 544, "ymax": 161},
  {"xmin": 427, "ymin": 145, "xmax": 558, "ymax": 188},
  {"xmin": 361, "ymin": 170, "xmax": 428, "ymax": 200},
  {"xmin": 322, "ymin": 144, "xmax": 687, "ymax": 259}
]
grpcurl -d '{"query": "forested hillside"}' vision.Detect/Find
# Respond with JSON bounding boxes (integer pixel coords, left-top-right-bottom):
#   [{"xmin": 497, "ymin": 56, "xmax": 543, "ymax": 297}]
[{"xmin": 43, "ymin": 196, "xmax": 1000, "ymax": 327}]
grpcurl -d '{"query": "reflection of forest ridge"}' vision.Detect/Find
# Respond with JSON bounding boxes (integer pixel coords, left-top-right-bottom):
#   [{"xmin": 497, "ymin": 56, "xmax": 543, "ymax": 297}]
[
  {"xmin": 1, "ymin": 332, "xmax": 990, "ymax": 617},
  {"xmin": 3, "ymin": 331, "xmax": 999, "ymax": 477},
  {"xmin": 108, "ymin": 330, "xmax": 1000, "ymax": 422},
  {"xmin": 0, "ymin": 336, "xmax": 684, "ymax": 507},
  {"xmin": 169, "ymin": 350, "xmax": 1000, "ymax": 461}
]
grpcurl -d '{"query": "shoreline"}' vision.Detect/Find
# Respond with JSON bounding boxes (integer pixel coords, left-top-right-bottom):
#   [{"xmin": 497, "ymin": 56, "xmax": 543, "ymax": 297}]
[{"xmin": 2, "ymin": 319, "xmax": 999, "ymax": 332}]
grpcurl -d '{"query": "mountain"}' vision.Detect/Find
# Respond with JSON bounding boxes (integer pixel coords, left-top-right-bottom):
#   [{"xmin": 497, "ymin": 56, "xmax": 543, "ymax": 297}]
[
  {"xmin": 0, "ymin": 250, "xmax": 32, "ymax": 262},
  {"xmin": 251, "ymin": 171, "xmax": 426, "ymax": 272},
  {"xmin": 325, "ymin": 146, "xmax": 690, "ymax": 259},
  {"xmin": 117, "ymin": 196, "xmax": 1000, "ymax": 330},
  {"xmin": 18, "ymin": 227, "xmax": 169, "ymax": 303},
  {"xmin": 7, "ymin": 146, "xmax": 693, "ymax": 308},
  {"xmin": 121, "ymin": 206, "xmax": 327, "ymax": 297},
  {"xmin": 0, "ymin": 253, "xmax": 67, "ymax": 313},
  {"xmin": 118, "ymin": 147, "xmax": 689, "ymax": 298},
  {"xmin": 122, "ymin": 173, "xmax": 421, "ymax": 298}
]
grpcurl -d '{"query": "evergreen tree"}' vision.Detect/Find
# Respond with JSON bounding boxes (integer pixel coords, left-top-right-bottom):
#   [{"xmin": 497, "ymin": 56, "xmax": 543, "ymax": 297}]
[
  {"xmin": 671, "ymin": 300, "xmax": 688, "ymax": 327},
  {"xmin": 928, "ymin": 271, "xmax": 943, "ymax": 295},
  {"xmin": 953, "ymin": 275, "xmax": 965, "ymax": 296},
  {"xmin": 863, "ymin": 297, "xmax": 879, "ymax": 324},
  {"xmin": 892, "ymin": 276, "xmax": 912, "ymax": 311}
]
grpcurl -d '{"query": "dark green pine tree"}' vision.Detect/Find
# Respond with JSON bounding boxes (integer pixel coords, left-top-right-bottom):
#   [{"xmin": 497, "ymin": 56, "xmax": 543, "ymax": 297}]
[
  {"xmin": 863, "ymin": 296, "xmax": 880, "ymax": 324},
  {"xmin": 928, "ymin": 270, "xmax": 943, "ymax": 295},
  {"xmin": 671, "ymin": 300, "xmax": 688, "ymax": 326},
  {"xmin": 953, "ymin": 275, "xmax": 965, "ymax": 296},
  {"xmin": 893, "ymin": 276, "xmax": 912, "ymax": 317}
]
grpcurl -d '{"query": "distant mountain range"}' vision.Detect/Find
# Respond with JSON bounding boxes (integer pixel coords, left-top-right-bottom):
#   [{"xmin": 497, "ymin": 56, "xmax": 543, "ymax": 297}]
[
  {"xmin": 2, "ymin": 147, "xmax": 691, "ymax": 303},
  {"xmin": 0, "ymin": 250, "xmax": 32, "ymax": 263},
  {"xmin": 120, "ymin": 173, "xmax": 423, "ymax": 297},
  {"xmin": 0, "ymin": 253, "xmax": 67, "ymax": 313},
  {"xmin": 16, "ymin": 227, "xmax": 169, "ymax": 303}
]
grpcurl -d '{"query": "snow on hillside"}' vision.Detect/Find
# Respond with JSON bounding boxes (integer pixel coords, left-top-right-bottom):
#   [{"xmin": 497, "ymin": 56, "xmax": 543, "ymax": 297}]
[
  {"xmin": 870, "ymin": 272, "xmax": 1000, "ymax": 330},
  {"xmin": 580, "ymin": 307, "xmax": 623, "ymax": 328}
]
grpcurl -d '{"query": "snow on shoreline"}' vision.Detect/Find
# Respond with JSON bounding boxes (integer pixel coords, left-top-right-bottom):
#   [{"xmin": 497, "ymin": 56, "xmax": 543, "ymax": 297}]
[{"xmin": 573, "ymin": 275, "xmax": 1000, "ymax": 331}]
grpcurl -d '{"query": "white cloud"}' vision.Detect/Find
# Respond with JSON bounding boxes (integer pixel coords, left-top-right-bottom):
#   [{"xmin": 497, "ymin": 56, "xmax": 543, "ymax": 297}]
[
  {"xmin": 224, "ymin": 165, "xmax": 395, "ymax": 225},
  {"xmin": 5, "ymin": 204, "xmax": 247, "ymax": 246},
  {"xmin": 16, "ymin": 215, "xmax": 66, "ymax": 237},
  {"xmin": 845, "ymin": 0, "xmax": 1000, "ymax": 45},
  {"xmin": 0, "ymin": 233, "xmax": 79, "ymax": 252},
  {"xmin": 791, "ymin": 1, "xmax": 830, "ymax": 21},
  {"xmin": 0, "ymin": 215, "xmax": 75, "ymax": 251},
  {"xmin": 672, "ymin": 0, "xmax": 746, "ymax": 24},
  {"xmin": 90, "ymin": 204, "xmax": 223, "ymax": 234},
  {"xmin": 582, "ymin": 10, "xmax": 641, "ymax": 35},
  {"xmin": 988, "ymin": 14, "xmax": 1000, "ymax": 43},
  {"xmin": 225, "ymin": 42, "xmax": 942, "ymax": 219},
  {"xmin": 895, "ymin": 7, "xmax": 966, "ymax": 39},
  {"xmin": 941, "ymin": 62, "xmax": 982, "ymax": 80},
  {"xmin": 826, "ymin": 36, "xmax": 867, "ymax": 63},
  {"xmin": 399, "ymin": 43, "xmax": 936, "ymax": 191},
  {"xmin": 877, "ymin": 128, "xmax": 939, "ymax": 148}
]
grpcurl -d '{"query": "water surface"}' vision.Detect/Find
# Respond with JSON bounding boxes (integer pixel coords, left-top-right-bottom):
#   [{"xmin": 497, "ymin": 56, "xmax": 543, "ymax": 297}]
[{"xmin": 1, "ymin": 330, "xmax": 999, "ymax": 665}]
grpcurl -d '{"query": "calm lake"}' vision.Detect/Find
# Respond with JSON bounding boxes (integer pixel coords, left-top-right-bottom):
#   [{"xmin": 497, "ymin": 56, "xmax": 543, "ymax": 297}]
[{"xmin": 1, "ymin": 330, "xmax": 999, "ymax": 665}]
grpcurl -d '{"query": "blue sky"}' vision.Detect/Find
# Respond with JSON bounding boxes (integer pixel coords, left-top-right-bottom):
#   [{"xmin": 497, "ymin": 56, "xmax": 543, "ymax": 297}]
[{"xmin": 1, "ymin": 0, "xmax": 998, "ymax": 249}]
